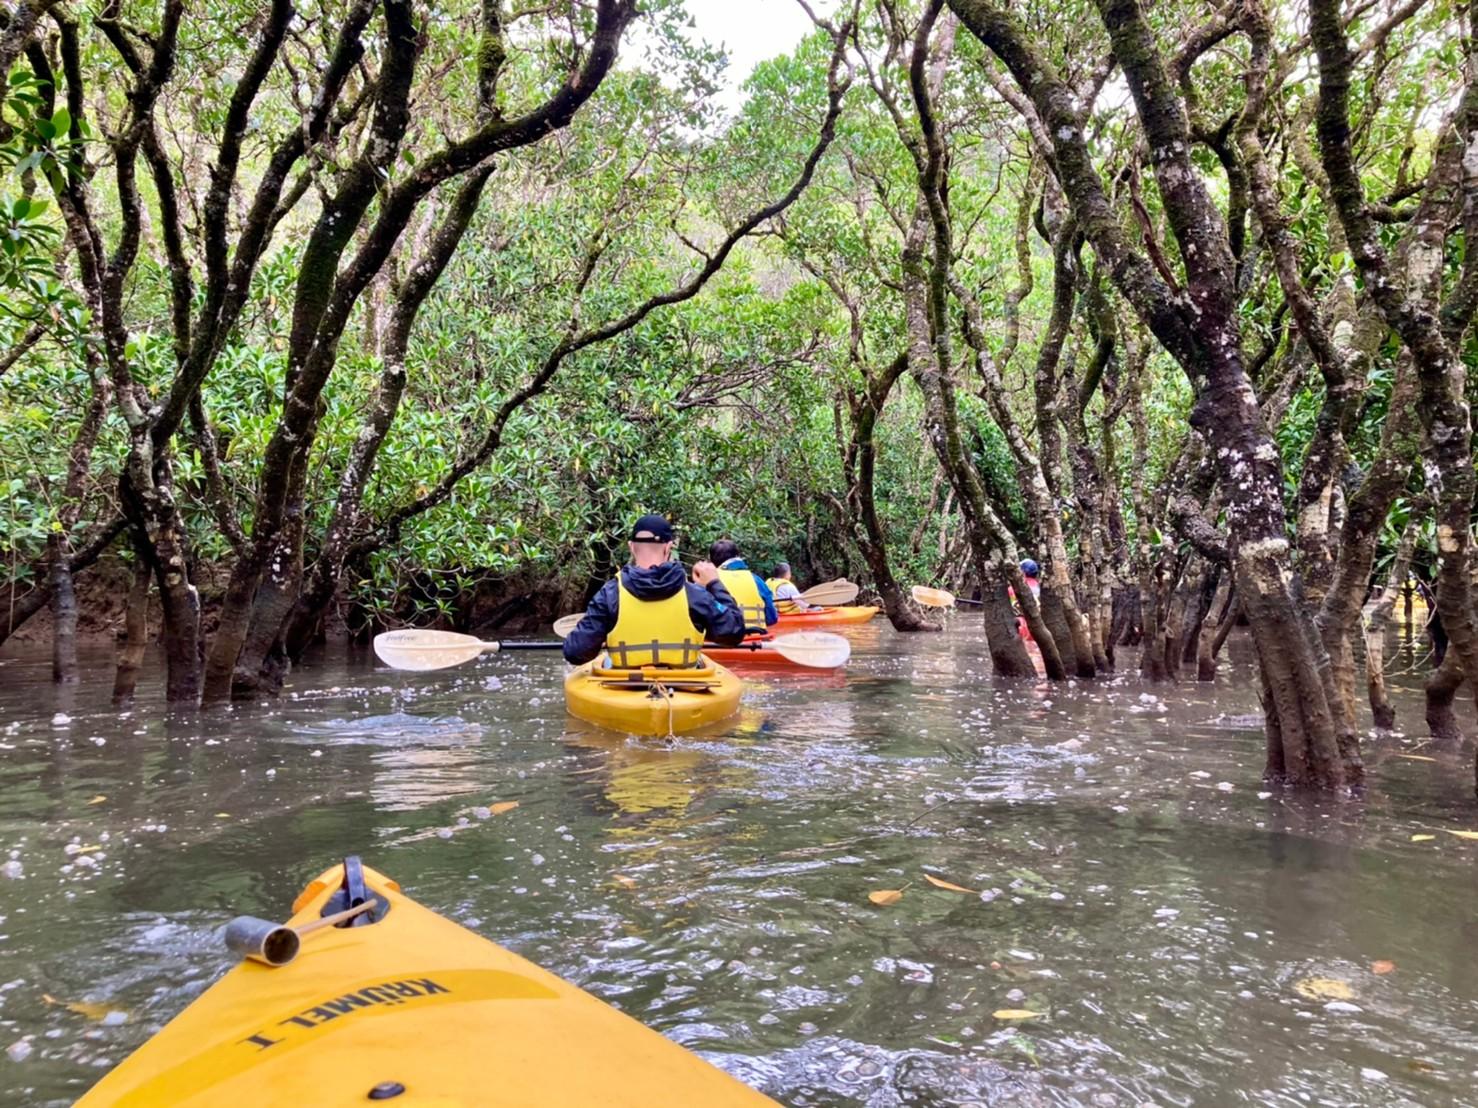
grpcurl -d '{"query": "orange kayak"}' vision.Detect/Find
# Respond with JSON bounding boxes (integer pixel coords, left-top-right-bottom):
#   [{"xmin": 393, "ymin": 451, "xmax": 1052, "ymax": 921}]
[
  {"xmin": 774, "ymin": 605, "xmax": 879, "ymax": 627},
  {"xmin": 702, "ymin": 635, "xmax": 844, "ymax": 671}
]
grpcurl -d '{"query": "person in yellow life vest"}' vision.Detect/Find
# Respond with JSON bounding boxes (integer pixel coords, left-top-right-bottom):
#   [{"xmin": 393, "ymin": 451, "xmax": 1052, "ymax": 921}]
[
  {"xmin": 766, "ymin": 562, "xmax": 812, "ymax": 613},
  {"xmin": 563, "ymin": 514, "xmax": 748, "ymax": 667},
  {"xmin": 709, "ymin": 539, "xmax": 778, "ymax": 631}
]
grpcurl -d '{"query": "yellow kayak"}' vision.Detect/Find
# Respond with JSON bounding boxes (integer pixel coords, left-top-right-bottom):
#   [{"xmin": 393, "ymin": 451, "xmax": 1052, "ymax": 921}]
[
  {"xmin": 563, "ymin": 656, "xmax": 742, "ymax": 735},
  {"xmin": 78, "ymin": 858, "xmax": 776, "ymax": 1106}
]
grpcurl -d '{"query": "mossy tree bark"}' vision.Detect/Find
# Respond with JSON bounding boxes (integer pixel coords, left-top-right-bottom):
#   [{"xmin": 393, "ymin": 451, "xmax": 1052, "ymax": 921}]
[
  {"xmin": 789, "ymin": 243, "xmax": 939, "ymax": 634},
  {"xmin": 949, "ymin": 0, "xmax": 1354, "ymax": 788},
  {"xmin": 271, "ymin": 33, "xmax": 855, "ymax": 681},
  {"xmin": 1365, "ymin": 521, "xmax": 1420, "ymax": 731},
  {"xmin": 904, "ymin": 4, "xmax": 1065, "ymax": 678},
  {"xmin": 47, "ymin": 358, "xmax": 110, "ymax": 683},
  {"xmin": 1308, "ymin": 0, "xmax": 1478, "ymax": 760}
]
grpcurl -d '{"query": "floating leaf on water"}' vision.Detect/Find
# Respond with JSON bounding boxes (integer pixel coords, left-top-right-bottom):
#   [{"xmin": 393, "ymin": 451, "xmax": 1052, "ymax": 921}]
[
  {"xmin": 1411, "ymin": 834, "xmax": 1436, "ymax": 842},
  {"xmin": 42, "ymin": 994, "xmax": 126, "ymax": 1022},
  {"xmin": 1293, "ymin": 977, "xmax": 1354, "ymax": 1001},
  {"xmin": 1371, "ymin": 960, "xmax": 1396, "ymax": 975},
  {"xmin": 992, "ymin": 1009, "xmax": 1042, "ymax": 1020},
  {"xmin": 613, "ymin": 875, "xmax": 637, "ymax": 889},
  {"xmin": 923, "ymin": 873, "xmax": 977, "ymax": 894},
  {"xmin": 489, "ymin": 801, "xmax": 519, "ymax": 816},
  {"xmin": 1444, "ymin": 829, "xmax": 1478, "ymax": 840},
  {"xmin": 86, "ymin": 795, "xmax": 106, "ymax": 805},
  {"xmin": 1008, "ymin": 1032, "xmax": 1040, "ymax": 1065},
  {"xmin": 868, "ymin": 889, "xmax": 903, "ymax": 906}
]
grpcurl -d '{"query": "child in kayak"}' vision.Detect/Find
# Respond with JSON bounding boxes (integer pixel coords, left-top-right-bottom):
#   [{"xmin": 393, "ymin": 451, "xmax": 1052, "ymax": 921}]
[{"xmin": 767, "ymin": 562, "xmax": 812, "ymax": 613}]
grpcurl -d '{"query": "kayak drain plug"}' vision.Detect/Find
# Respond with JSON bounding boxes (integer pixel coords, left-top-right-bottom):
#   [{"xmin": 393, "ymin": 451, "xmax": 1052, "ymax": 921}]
[{"xmin": 368, "ymin": 1082, "xmax": 406, "ymax": 1099}]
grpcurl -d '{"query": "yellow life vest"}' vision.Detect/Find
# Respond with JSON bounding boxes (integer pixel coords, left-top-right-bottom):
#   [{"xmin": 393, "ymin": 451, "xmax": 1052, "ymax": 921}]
[
  {"xmin": 718, "ymin": 566, "xmax": 769, "ymax": 627},
  {"xmin": 606, "ymin": 576, "xmax": 702, "ymax": 668},
  {"xmin": 766, "ymin": 578, "xmax": 800, "ymax": 614}
]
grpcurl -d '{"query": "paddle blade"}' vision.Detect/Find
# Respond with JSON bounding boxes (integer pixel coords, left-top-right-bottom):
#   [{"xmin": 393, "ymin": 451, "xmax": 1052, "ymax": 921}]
[
  {"xmin": 765, "ymin": 631, "xmax": 851, "ymax": 668},
  {"xmin": 911, "ymin": 585, "xmax": 956, "ymax": 609},
  {"xmin": 552, "ymin": 613, "xmax": 582, "ymax": 639},
  {"xmin": 799, "ymin": 578, "xmax": 860, "ymax": 605},
  {"xmin": 373, "ymin": 630, "xmax": 490, "ymax": 672}
]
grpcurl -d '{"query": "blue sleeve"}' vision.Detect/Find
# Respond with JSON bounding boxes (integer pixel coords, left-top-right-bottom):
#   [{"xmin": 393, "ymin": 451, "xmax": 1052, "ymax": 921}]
[
  {"xmin": 686, "ymin": 581, "xmax": 747, "ymax": 645},
  {"xmin": 754, "ymin": 574, "xmax": 778, "ymax": 626},
  {"xmin": 563, "ymin": 581, "xmax": 618, "ymax": 665}
]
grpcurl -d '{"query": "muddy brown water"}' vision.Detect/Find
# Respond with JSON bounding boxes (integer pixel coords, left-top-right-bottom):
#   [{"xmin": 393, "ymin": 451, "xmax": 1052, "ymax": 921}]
[{"xmin": 1, "ymin": 624, "xmax": 1476, "ymax": 1106}]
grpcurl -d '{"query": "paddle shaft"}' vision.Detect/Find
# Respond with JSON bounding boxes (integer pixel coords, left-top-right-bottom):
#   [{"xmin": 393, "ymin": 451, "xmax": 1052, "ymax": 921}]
[
  {"xmin": 296, "ymin": 900, "xmax": 376, "ymax": 937},
  {"xmin": 375, "ymin": 628, "xmax": 847, "ymax": 670},
  {"xmin": 387, "ymin": 638, "xmax": 780, "ymax": 655},
  {"xmin": 386, "ymin": 639, "xmax": 773, "ymax": 652},
  {"xmin": 502, "ymin": 639, "xmax": 774, "ymax": 651}
]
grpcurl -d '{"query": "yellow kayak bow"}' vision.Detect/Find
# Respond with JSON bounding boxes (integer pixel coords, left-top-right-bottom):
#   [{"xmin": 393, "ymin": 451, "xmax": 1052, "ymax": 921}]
[{"xmin": 77, "ymin": 858, "xmax": 776, "ymax": 1106}]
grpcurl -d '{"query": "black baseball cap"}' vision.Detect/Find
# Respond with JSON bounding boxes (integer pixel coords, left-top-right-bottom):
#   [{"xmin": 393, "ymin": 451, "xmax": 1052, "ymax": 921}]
[{"xmin": 629, "ymin": 514, "xmax": 675, "ymax": 542}]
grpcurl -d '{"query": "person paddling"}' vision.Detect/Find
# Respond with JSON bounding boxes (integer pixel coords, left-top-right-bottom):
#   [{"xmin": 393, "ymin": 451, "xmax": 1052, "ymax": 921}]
[
  {"xmin": 710, "ymin": 539, "xmax": 779, "ymax": 632},
  {"xmin": 766, "ymin": 562, "xmax": 812, "ymax": 613},
  {"xmin": 563, "ymin": 515, "xmax": 748, "ymax": 666}
]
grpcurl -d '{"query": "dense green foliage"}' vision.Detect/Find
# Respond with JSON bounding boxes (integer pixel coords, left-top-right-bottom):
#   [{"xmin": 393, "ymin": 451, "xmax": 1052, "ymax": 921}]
[{"xmin": 1, "ymin": 0, "xmax": 1469, "ymax": 717}]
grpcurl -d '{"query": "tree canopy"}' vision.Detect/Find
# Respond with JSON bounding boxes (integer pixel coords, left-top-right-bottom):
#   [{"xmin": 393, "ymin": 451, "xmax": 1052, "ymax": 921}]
[{"xmin": 3, "ymin": 0, "xmax": 1476, "ymax": 792}]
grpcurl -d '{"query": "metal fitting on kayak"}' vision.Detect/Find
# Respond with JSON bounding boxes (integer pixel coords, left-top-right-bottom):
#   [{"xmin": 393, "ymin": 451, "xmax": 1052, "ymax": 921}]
[{"xmin": 224, "ymin": 915, "xmax": 301, "ymax": 966}]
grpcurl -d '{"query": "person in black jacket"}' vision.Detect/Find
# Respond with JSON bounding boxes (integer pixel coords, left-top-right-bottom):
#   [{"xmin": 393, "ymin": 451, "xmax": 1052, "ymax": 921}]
[{"xmin": 563, "ymin": 514, "xmax": 749, "ymax": 666}]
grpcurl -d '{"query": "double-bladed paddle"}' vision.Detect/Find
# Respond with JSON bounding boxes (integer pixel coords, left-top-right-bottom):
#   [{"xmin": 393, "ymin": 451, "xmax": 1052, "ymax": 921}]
[
  {"xmin": 373, "ymin": 630, "xmax": 569, "ymax": 671},
  {"xmin": 797, "ymin": 578, "xmax": 859, "ymax": 606},
  {"xmin": 374, "ymin": 628, "xmax": 851, "ymax": 671},
  {"xmin": 910, "ymin": 584, "xmax": 984, "ymax": 608}
]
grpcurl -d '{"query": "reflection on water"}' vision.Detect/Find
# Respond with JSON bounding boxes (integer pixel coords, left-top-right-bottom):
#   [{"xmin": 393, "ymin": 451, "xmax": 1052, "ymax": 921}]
[
  {"xmin": 0, "ymin": 628, "xmax": 1477, "ymax": 1106},
  {"xmin": 370, "ymin": 746, "xmax": 490, "ymax": 812},
  {"xmin": 565, "ymin": 731, "xmax": 723, "ymax": 819},
  {"xmin": 290, "ymin": 711, "xmax": 485, "ymax": 745}
]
